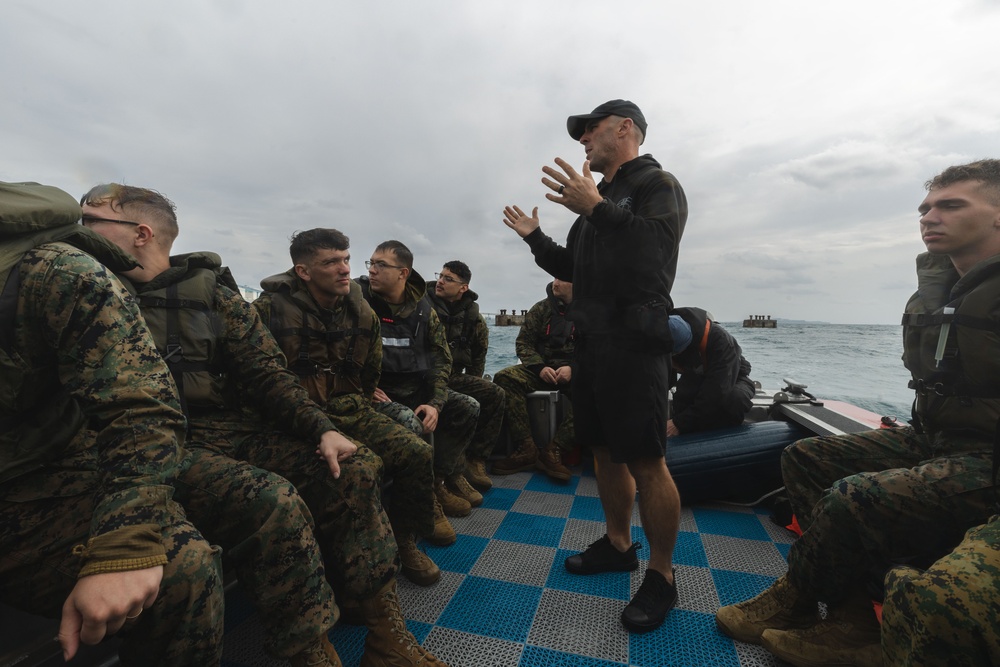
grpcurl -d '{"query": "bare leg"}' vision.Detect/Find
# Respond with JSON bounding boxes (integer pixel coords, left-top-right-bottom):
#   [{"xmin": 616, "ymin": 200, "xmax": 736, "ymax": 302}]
[
  {"xmin": 628, "ymin": 456, "xmax": 680, "ymax": 583},
  {"xmin": 593, "ymin": 446, "xmax": 637, "ymax": 552}
]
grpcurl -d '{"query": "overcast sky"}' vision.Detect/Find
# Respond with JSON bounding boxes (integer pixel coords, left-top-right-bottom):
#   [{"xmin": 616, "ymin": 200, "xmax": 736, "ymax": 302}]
[{"xmin": 4, "ymin": 0, "xmax": 999, "ymax": 324}]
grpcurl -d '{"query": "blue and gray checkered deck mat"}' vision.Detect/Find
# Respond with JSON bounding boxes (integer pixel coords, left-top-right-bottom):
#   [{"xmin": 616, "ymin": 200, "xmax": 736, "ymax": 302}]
[{"xmin": 222, "ymin": 464, "xmax": 795, "ymax": 667}]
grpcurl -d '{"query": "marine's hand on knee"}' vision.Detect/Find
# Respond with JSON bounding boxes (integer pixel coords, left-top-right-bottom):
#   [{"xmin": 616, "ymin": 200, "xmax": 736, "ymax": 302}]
[{"xmin": 59, "ymin": 566, "xmax": 163, "ymax": 660}]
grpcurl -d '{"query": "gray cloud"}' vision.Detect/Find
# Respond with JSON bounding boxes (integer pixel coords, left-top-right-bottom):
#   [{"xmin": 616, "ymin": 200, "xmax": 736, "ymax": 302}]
[{"xmin": 3, "ymin": 0, "xmax": 1000, "ymax": 324}]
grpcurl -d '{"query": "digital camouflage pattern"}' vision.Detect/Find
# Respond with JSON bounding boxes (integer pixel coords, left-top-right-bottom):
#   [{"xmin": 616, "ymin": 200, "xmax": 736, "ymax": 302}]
[
  {"xmin": 780, "ymin": 426, "xmax": 994, "ymax": 606},
  {"xmin": 373, "ymin": 389, "xmax": 478, "ymax": 480},
  {"xmin": 225, "ymin": 428, "xmax": 398, "ymax": 600},
  {"xmin": 254, "ymin": 286, "xmax": 436, "ymax": 541},
  {"xmin": 133, "ymin": 268, "xmax": 400, "ymax": 609},
  {"xmin": 493, "ymin": 293, "xmax": 576, "ymax": 451},
  {"xmin": 446, "ymin": 374, "xmax": 504, "ymax": 462},
  {"xmin": 425, "ymin": 283, "xmax": 489, "ymax": 378},
  {"xmin": 357, "ymin": 271, "xmax": 453, "ymax": 410},
  {"xmin": 514, "ymin": 294, "xmax": 576, "ymax": 371},
  {"xmin": 374, "ymin": 399, "xmax": 427, "ymax": 437},
  {"xmin": 359, "ymin": 272, "xmax": 479, "ymax": 480},
  {"xmin": 0, "ymin": 243, "xmax": 224, "ymax": 665},
  {"xmin": 882, "ymin": 514, "xmax": 1000, "ymax": 666},
  {"xmin": 172, "ymin": 446, "xmax": 335, "ymax": 657},
  {"xmin": 426, "ymin": 286, "xmax": 506, "ymax": 463},
  {"xmin": 329, "ymin": 394, "xmax": 436, "ymax": 539},
  {"xmin": 493, "ymin": 364, "xmax": 575, "ymax": 451},
  {"xmin": 2, "ymin": 245, "xmax": 185, "ymax": 545}
]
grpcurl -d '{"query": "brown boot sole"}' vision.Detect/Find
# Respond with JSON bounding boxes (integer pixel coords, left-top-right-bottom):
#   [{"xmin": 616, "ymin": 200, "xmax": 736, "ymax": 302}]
[
  {"xmin": 401, "ymin": 564, "xmax": 441, "ymax": 587},
  {"xmin": 467, "ymin": 477, "xmax": 493, "ymax": 491},
  {"xmin": 425, "ymin": 530, "xmax": 456, "ymax": 546},
  {"xmin": 537, "ymin": 460, "xmax": 572, "ymax": 482},
  {"xmin": 491, "ymin": 462, "xmax": 537, "ymax": 475},
  {"xmin": 439, "ymin": 503, "xmax": 471, "ymax": 518}
]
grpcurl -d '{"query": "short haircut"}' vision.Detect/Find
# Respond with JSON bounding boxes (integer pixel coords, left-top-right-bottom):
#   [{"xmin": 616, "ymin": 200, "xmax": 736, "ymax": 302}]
[
  {"xmin": 374, "ymin": 240, "xmax": 413, "ymax": 269},
  {"xmin": 80, "ymin": 183, "xmax": 179, "ymax": 245},
  {"xmin": 289, "ymin": 228, "xmax": 350, "ymax": 265},
  {"xmin": 926, "ymin": 159, "xmax": 1000, "ymax": 205},
  {"xmin": 442, "ymin": 260, "xmax": 471, "ymax": 284}
]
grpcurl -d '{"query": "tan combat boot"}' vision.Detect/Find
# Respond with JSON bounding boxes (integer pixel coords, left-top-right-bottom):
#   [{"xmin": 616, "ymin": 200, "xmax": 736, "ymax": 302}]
[
  {"xmin": 397, "ymin": 533, "xmax": 441, "ymax": 586},
  {"xmin": 465, "ymin": 457, "xmax": 492, "ymax": 491},
  {"xmin": 360, "ymin": 579, "xmax": 450, "ymax": 667},
  {"xmin": 537, "ymin": 441, "xmax": 572, "ymax": 482},
  {"xmin": 289, "ymin": 635, "xmax": 343, "ymax": 667},
  {"xmin": 715, "ymin": 574, "xmax": 818, "ymax": 645},
  {"xmin": 760, "ymin": 589, "xmax": 882, "ymax": 667},
  {"xmin": 434, "ymin": 477, "xmax": 471, "ymax": 517},
  {"xmin": 447, "ymin": 474, "xmax": 483, "ymax": 507},
  {"xmin": 491, "ymin": 436, "xmax": 538, "ymax": 475},
  {"xmin": 426, "ymin": 496, "xmax": 457, "ymax": 546}
]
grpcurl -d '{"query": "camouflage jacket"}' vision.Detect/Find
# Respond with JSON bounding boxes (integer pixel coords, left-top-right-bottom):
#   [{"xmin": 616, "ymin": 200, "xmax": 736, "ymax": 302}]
[
  {"xmin": 123, "ymin": 253, "xmax": 338, "ymax": 439},
  {"xmin": 516, "ymin": 283, "xmax": 576, "ymax": 374},
  {"xmin": 254, "ymin": 271, "xmax": 383, "ymax": 411},
  {"xmin": 426, "ymin": 283, "xmax": 489, "ymax": 377},
  {"xmin": 2, "ymin": 243, "xmax": 185, "ymax": 576},
  {"xmin": 357, "ymin": 269, "xmax": 452, "ymax": 409}
]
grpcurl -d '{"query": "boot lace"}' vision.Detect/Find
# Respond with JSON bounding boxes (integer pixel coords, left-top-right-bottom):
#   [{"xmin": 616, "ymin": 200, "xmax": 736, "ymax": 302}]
[{"xmin": 380, "ymin": 588, "xmax": 423, "ymax": 659}]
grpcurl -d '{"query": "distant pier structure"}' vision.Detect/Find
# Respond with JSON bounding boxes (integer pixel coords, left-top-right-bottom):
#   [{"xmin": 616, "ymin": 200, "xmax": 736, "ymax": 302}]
[
  {"xmin": 743, "ymin": 315, "xmax": 777, "ymax": 328},
  {"xmin": 495, "ymin": 309, "xmax": 527, "ymax": 326}
]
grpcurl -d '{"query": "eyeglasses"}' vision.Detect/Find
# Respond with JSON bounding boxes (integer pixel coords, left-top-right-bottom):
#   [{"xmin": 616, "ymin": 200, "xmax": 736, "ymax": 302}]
[
  {"xmin": 435, "ymin": 273, "xmax": 467, "ymax": 285},
  {"xmin": 81, "ymin": 215, "xmax": 140, "ymax": 227},
  {"xmin": 365, "ymin": 260, "xmax": 403, "ymax": 271}
]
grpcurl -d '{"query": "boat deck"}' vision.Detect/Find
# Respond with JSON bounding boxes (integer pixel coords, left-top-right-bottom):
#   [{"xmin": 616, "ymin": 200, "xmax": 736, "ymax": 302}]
[{"xmin": 222, "ymin": 462, "xmax": 793, "ymax": 667}]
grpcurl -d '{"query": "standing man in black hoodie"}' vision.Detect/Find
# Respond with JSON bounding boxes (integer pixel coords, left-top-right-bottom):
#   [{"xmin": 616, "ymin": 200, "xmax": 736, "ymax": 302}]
[
  {"xmin": 503, "ymin": 100, "xmax": 687, "ymax": 633},
  {"xmin": 426, "ymin": 260, "xmax": 505, "ymax": 492}
]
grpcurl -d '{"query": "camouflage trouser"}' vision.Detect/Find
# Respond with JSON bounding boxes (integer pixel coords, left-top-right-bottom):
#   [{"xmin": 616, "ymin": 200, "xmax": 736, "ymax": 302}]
[
  {"xmin": 493, "ymin": 364, "xmax": 575, "ymax": 451},
  {"xmin": 174, "ymin": 445, "xmax": 336, "ymax": 658},
  {"xmin": 375, "ymin": 399, "xmax": 425, "ymax": 437},
  {"xmin": 780, "ymin": 426, "xmax": 995, "ymax": 606},
  {"xmin": 375, "ymin": 389, "xmax": 479, "ymax": 480},
  {"xmin": 330, "ymin": 394, "xmax": 435, "ymax": 539},
  {"xmin": 882, "ymin": 514, "xmax": 1000, "ymax": 667},
  {"xmin": 448, "ymin": 374, "xmax": 505, "ymax": 462},
  {"xmin": 205, "ymin": 426, "xmax": 398, "ymax": 601},
  {"xmin": 0, "ymin": 473, "xmax": 224, "ymax": 665}
]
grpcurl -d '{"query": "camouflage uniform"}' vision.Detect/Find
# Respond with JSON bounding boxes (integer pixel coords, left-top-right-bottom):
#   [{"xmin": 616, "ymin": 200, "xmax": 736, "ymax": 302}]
[
  {"xmin": 254, "ymin": 274, "xmax": 435, "ymax": 540},
  {"xmin": 0, "ymin": 237, "xmax": 223, "ymax": 666},
  {"xmin": 128, "ymin": 255, "xmax": 399, "ymax": 605},
  {"xmin": 778, "ymin": 251, "xmax": 999, "ymax": 610},
  {"xmin": 781, "ymin": 426, "xmax": 993, "ymax": 604},
  {"xmin": 882, "ymin": 514, "xmax": 1000, "ymax": 666},
  {"xmin": 427, "ymin": 282, "xmax": 506, "ymax": 462},
  {"xmin": 493, "ymin": 286, "xmax": 576, "ymax": 451},
  {"xmin": 358, "ymin": 272, "xmax": 479, "ymax": 479}
]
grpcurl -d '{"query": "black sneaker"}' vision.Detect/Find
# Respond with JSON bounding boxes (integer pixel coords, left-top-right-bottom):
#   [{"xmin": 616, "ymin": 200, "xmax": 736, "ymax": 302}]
[
  {"xmin": 621, "ymin": 568, "xmax": 677, "ymax": 633},
  {"xmin": 565, "ymin": 535, "xmax": 641, "ymax": 575}
]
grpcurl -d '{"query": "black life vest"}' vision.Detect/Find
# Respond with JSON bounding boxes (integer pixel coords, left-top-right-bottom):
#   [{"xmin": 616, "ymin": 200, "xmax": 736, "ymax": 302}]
[
  {"xmin": 358, "ymin": 276, "xmax": 433, "ymax": 377},
  {"xmin": 544, "ymin": 292, "xmax": 575, "ymax": 356}
]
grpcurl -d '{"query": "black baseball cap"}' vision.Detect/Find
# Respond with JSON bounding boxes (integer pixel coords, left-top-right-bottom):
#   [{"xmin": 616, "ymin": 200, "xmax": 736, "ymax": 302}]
[{"xmin": 567, "ymin": 99, "xmax": 647, "ymax": 142}]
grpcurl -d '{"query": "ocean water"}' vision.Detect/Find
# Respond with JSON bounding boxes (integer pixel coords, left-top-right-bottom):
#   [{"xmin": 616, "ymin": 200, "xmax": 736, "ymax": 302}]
[{"xmin": 484, "ymin": 320, "xmax": 914, "ymax": 421}]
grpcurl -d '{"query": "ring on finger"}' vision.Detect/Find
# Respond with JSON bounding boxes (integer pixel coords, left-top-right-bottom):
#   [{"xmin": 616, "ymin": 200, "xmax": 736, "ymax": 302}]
[
  {"xmin": 558, "ymin": 185, "xmax": 565, "ymax": 194},
  {"xmin": 126, "ymin": 608, "xmax": 143, "ymax": 620}
]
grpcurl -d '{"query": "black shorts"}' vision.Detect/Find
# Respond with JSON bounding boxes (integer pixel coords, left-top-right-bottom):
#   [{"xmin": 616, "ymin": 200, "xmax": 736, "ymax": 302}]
[{"xmin": 572, "ymin": 335, "xmax": 670, "ymax": 463}]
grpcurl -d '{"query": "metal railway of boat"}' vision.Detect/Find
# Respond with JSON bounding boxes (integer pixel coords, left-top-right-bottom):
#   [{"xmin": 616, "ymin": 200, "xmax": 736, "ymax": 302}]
[{"xmin": 0, "ymin": 380, "xmax": 891, "ymax": 667}]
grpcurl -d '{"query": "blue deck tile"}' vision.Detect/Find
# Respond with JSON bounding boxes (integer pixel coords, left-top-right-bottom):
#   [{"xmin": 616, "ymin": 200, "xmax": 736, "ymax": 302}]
[
  {"xmin": 494, "ymin": 511, "xmax": 567, "ymax": 549},
  {"xmin": 436, "ymin": 575, "xmax": 543, "ymax": 642},
  {"xmin": 425, "ymin": 533, "xmax": 490, "ymax": 574},
  {"xmin": 692, "ymin": 507, "xmax": 772, "ymax": 541}
]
